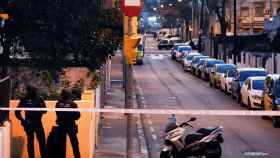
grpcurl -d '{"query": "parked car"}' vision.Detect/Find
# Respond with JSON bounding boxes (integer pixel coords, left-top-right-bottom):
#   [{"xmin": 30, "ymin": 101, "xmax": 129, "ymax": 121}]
[
  {"xmin": 175, "ymin": 45, "xmax": 192, "ymax": 62},
  {"xmin": 191, "ymin": 56, "xmax": 209, "ymax": 75},
  {"xmin": 158, "ymin": 39, "xmax": 172, "ymax": 50},
  {"xmin": 262, "ymin": 74, "xmax": 280, "ymax": 127},
  {"xmin": 182, "ymin": 51, "xmax": 201, "ymax": 71},
  {"xmin": 220, "ymin": 68, "xmax": 237, "ymax": 95},
  {"xmin": 196, "ymin": 58, "xmax": 209, "ymax": 77},
  {"xmin": 240, "ymin": 76, "xmax": 266, "ymax": 109},
  {"xmin": 170, "ymin": 43, "xmax": 189, "ymax": 59},
  {"xmin": 231, "ymin": 68, "xmax": 268, "ymax": 103},
  {"xmin": 201, "ymin": 59, "xmax": 224, "ymax": 81},
  {"xmin": 209, "ymin": 64, "xmax": 236, "ymax": 88}
]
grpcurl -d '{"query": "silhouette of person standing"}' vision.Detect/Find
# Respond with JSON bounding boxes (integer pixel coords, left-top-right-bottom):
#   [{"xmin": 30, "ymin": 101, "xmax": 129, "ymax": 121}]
[
  {"xmin": 55, "ymin": 89, "xmax": 81, "ymax": 158},
  {"xmin": 15, "ymin": 86, "xmax": 47, "ymax": 158}
]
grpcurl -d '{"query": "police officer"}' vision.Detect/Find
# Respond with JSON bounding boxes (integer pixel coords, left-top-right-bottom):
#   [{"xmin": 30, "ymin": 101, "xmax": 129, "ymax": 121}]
[
  {"xmin": 55, "ymin": 89, "xmax": 81, "ymax": 158},
  {"xmin": 15, "ymin": 86, "xmax": 47, "ymax": 158}
]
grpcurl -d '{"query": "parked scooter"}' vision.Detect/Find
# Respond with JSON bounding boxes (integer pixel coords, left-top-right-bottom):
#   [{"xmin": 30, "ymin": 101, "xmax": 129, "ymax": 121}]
[{"xmin": 160, "ymin": 115, "xmax": 224, "ymax": 158}]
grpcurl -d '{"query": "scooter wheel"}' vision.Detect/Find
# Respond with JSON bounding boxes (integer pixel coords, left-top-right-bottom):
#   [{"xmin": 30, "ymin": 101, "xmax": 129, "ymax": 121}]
[
  {"xmin": 205, "ymin": 143, "xmax": 222, "ymax": 158},
  {"xmin": 160, "ymin": 151, "xmax": 171, "ymax": 158}
]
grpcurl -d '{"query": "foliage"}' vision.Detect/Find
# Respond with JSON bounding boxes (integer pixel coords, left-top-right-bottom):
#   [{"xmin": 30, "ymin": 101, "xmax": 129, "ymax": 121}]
[
  {"xmin": 1, "ymin": 0, "xmax": 122, "ymax": 71},
  {"xmin": 41, "ymin": 71, "xmax": 53, "ymax": 88}
]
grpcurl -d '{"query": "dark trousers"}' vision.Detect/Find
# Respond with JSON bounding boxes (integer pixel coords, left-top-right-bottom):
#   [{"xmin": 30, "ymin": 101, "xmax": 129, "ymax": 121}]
[
  {"xmin": 64, "ymin": 125, "xmax": 80, "ymax": 158},
  {"xmin": 25, "ymin": 122, "xmax": 46, "ymax": 158}
]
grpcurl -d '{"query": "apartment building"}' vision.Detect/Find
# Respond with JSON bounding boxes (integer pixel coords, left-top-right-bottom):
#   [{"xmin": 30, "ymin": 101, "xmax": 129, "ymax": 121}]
[{"xmin": 212, "ymin": 0, "xmax": 280, "ymax": 35}]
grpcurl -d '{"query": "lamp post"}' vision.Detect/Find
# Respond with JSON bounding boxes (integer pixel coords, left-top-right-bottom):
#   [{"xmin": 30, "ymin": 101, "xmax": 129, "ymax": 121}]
[{"xmin": 233, "ymin": 0, "xmax": 237, "ymax": 64}]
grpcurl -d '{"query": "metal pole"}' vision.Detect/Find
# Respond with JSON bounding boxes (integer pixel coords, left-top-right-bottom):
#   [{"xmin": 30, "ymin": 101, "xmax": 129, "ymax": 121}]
[
  {"xmin": 123, "ymin": 15, "xmax": 134, "ymax": 158},
  {"xmin": 222, "ymin": 0, "xmax": 227, "ymax": 62},
  {"xmin": 198, "ymin": 0, "xmax": 205, "ymax": 53},
  {"xmin": 233, "ymin": 0, "xmax": 237, "ymax": 64},
  {"xmin": 125, "ymin": 63, "xmax": 133, "ymax": 158}
]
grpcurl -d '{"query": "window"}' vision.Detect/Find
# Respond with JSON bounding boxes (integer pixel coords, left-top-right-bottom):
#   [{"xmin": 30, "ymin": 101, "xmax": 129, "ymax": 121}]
[
  {"xmin": 241, "ymin": 7, "xmax": 249, "ymax": 17},
  {"xmin": 255, "ymin": 7, "xmax": 264, "ymax": 17}
]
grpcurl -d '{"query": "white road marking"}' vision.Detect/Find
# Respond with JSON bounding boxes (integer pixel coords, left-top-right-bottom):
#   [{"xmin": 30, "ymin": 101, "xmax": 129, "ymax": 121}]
[
  {"xmin": 149, "ymin": 126, "xmax": 155, "ymax": 133},
  {"xmin": 152, "ymin": 134, "xmax": 158, "ymax": 140}
]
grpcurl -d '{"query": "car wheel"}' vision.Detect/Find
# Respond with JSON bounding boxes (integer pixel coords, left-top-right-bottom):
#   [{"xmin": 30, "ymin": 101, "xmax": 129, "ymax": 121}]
[
  {"xmin": 273, "ymin": 117, "xmax": 280, "ymax": 128},
  {"xmin": 209, "ymin": 82, "xmax": 213, "ymax": 87},
  {"xmin": 224, "ymin": 85, "xmax": 228, "ymax": 95},
  {"xmin": 237, "ymin": 93, "xmax": 241, "ymax": 103},
  {"xmin": 231, "ymin": 90, "xmax": 235, "ymax": 99},
  {"xmin": 247, "ymin": 98, "xmax": 252, "ymax": 109}
]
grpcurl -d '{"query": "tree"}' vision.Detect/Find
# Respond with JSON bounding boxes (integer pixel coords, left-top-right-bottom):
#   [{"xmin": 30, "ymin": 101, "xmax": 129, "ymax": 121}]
[
  {"xmin": 0, "ymin": 0, "xmax": 122, "ymax": 78},
  {"xmin": 206, "ymin": 0, "xmax": 230, "ymax": 60}
]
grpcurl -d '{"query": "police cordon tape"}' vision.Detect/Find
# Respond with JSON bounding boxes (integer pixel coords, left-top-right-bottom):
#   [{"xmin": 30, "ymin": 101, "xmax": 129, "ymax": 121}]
[{"xmin": 1, "ymin": 107, "xmax": 280, "ymax": 116}]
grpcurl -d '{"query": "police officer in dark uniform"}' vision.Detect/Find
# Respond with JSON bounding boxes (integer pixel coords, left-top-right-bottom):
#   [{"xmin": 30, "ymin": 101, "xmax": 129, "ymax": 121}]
[
  {"xmin": 15, "ymin": 86, "xmax": 47, "ymax": 158},
  {"xmin": 55, "ymin": 89, "xmax": 81, "ymax": 158}
]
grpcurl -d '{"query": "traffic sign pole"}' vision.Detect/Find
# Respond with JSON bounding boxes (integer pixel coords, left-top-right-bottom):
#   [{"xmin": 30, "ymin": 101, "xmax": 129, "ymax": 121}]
[{"xmin": 121, "ymin": 1, "xmax": 142, "ymax": 158}]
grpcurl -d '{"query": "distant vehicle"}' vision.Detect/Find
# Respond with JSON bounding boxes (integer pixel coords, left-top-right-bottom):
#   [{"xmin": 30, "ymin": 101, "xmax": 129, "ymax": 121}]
[
  {"xmin": 209, "ymin": 64, "xmax": 236, "ymax": 88},
  {"xmin": 182, "ymin": 51, "xmax": 201, "ymax": 71},
  {"xmin": 220, "ymin": 68, "xmax": 237, "ymax": 95},
  {"xmin": 191, "ymin": 56, "xmax": 209, "ymax": 75},
  {"xmin": 262, "ymin": 74, "xmax": 280, "ymax": 127},
  {"xmin": 201, "ymin": 59, "xmax": 224, "ymax": 81},
  {"xmin": 175, "ymin": 46, "xmax": 192, "ymax": 63},
  {"xmin": 158, "ymin": 39, "xmax": 172, "ymax": 50},
  {"xmin": 231, "ymin": 68, "xmax": 268, "ymax": 103},
  {"xmin": 170, "ymin": 43, "xmax": 189, "ymax": 60},
  {"xmin": 240, "ymin": 76, "xmax": 266, "ymax": 109},
  {"xmin": 135, "ymin": 44, "xmax": 144, "ymax": 65}
]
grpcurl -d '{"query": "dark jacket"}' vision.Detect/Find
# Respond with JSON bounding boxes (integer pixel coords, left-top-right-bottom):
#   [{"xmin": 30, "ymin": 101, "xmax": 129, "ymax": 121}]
[
  {"xmin": 55, "ymin": 100, "xmax": 80, "ymax": 126},
  {"xmin": 15, "ymin": 97, "xmax": 47, "ymax": 123}
]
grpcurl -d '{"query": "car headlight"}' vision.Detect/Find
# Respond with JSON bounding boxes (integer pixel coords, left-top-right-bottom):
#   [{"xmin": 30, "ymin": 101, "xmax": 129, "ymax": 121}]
[
  {"xmin": 252, "ymin": 95, "xmax": 261, "ymax": 100},
  {"xmin": 274, "ymin": 99, "xmax": 280, "ymax": 105}
]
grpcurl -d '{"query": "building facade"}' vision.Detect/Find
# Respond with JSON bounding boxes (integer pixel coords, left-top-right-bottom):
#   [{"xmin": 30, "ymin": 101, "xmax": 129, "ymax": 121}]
[{"xmin": 212, "ymin": 0, "xmax": 280, "ymax": 35}]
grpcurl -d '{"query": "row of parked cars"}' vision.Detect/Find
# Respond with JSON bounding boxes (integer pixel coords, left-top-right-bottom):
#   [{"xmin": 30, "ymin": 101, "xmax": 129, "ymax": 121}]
[{"xmin": 170, "ymin": 43, "xmax": 280, "ymax": 128}]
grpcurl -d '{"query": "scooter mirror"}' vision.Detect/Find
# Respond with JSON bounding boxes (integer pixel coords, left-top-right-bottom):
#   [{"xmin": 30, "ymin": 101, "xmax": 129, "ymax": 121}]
[{"xmin": 189, "ymin": 117, "xmax": 196, "ymax": 122}]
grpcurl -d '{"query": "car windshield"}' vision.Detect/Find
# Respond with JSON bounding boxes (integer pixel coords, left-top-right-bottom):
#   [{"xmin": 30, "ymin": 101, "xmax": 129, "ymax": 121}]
[
  {"xmin": 217, "ymin": 65, "xmax": 236, "ymax": 73},
  {"xmin": 239, "ymin": 71, "xmax": 267, "ymax": 82},
  {"xmin": 198, "ymin": 60, "xmax": 205, "ymax": 65},
  {"xmin": 161, "ymin": 40, "xmax": 168, "ymax": 44},
  {"xmin": 252, "ymin": 80, "xmax": 265, "ymax": 90},
  {"xmin": 207, "ymin": 60, "xmax": 224, "ymax": 68},
  {"xmin": 187, "ymin": 54, "xmax": 200, "ymax": 60},
  {"xmin": 193, "ymin": 57, "xmax": 207, "ymax": 63},
  {"xmin": 227, "ymin": 69, "xmax": 235, "ymax": 77},
  {"xmin": 179, "ymin": 47, "xmax": 192, "ymax": 52}
]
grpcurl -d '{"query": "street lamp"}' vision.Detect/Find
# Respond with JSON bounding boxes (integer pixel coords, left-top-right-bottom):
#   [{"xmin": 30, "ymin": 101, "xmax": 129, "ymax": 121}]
[
  {"xmin": 168, "ymin": 3, "xmax": 173, "ymax": 6},
  {"xmin": 178, "ymin": 0, "xmax": 182, "ymax": 2},
  {"xmin": 153, "ymin": 7, "xmax": 157, "ymax": 11},
  {"xmin": 160, "ymin": 4, "xmax": 164, "ymax": 8}
]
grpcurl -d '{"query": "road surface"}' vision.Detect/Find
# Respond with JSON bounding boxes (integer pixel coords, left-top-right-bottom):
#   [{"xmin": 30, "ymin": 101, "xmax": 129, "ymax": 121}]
[{"xmin": 133, "ymin": 35, "xmax": 280, "ymax": 158}]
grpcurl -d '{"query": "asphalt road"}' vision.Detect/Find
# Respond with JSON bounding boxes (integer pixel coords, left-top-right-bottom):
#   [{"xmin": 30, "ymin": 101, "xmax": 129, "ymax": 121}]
[{"xmin": 133, "ymin": 36, "xmax": 280, "ymax": 158}]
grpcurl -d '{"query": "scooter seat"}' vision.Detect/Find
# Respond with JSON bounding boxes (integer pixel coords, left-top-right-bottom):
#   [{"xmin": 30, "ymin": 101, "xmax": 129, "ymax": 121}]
[
  {"xmin": 184, "ymin": 133, "xmax": 204, "ymax": 145},
  {"xmin": 196, "ymin": 126, "xmax": 219, "ymax": 136}
]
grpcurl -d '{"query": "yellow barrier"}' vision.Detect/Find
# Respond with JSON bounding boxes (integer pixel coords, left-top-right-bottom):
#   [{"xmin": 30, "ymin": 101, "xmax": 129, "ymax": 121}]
[{"xmin": 9, "ymin": 90, "xmax": 99, "ymax": 158}]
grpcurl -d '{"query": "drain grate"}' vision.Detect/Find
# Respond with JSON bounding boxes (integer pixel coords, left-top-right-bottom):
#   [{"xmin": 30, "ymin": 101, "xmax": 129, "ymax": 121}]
[{"xmin": 243, "ymin": 151, "xmax": 269, "ymax": 157}]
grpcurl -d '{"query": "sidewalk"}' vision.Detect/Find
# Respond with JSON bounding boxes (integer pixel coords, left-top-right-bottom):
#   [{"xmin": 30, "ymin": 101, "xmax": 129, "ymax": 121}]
[{"xmin": 95, "ymin": 52, "xmax": 142, "ymax": 158}]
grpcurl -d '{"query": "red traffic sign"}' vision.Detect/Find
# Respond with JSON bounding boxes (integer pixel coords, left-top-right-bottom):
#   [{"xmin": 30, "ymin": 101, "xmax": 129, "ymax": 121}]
[{"xmin": 120, "ymin": 0, "xmax": 143, "ymax": 17}]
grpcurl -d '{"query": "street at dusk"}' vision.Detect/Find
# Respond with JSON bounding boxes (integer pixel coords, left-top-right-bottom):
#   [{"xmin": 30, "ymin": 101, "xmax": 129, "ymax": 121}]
[{"xmin": 0, "ymin": 0, "xmax": 280, "ymax": 158}]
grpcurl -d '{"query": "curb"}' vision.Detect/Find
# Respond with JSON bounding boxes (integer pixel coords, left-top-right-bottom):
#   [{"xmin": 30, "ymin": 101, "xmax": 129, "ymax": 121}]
[{"xmin": 134, "ymin": 83, "xmax": 150, "ymax": 158}]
